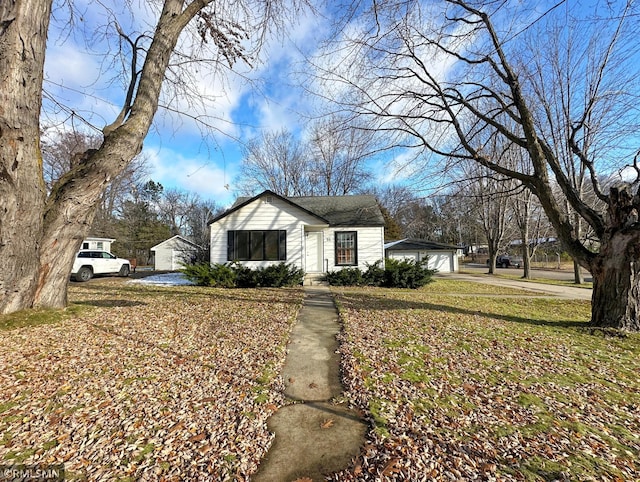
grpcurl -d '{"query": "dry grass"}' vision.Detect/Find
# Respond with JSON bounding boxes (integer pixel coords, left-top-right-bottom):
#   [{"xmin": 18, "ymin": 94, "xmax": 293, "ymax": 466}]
[
  {"xmin": 0, "ymin": 280, "xmax": 304, "ymax": 481},
  {"xmin": 330, "ymin": 283, "xmax": 639, "ymax": 481},
  {"xmin": 3, "ymin": 278, "xmax": 638, "ymax": 481}
]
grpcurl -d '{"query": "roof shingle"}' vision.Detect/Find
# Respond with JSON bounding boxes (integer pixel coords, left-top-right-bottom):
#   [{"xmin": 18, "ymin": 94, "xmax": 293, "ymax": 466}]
[{"xmin": 224, "ymin": 191, "xmax": 385, "ymax": 227}]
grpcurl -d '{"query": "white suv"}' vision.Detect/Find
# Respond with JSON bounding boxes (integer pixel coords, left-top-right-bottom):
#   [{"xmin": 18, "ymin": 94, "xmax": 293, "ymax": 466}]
[{"xmin": 72, "ymin": 250, "xmax": 131, "ymax": 282}]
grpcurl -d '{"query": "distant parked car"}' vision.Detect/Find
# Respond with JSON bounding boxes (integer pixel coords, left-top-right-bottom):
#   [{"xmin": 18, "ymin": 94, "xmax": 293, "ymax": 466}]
[
  {"xmin": 487, "ymin": 255, "xmax": 523, "ymax": 268},
  {"xmin": 71, "ymin": 250, "xmax": 131, "ymax": 282}
]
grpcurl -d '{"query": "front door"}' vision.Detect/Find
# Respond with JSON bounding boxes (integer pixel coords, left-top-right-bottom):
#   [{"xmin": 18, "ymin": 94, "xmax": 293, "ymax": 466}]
[{"xmin": 305, "ymin": 231, "xmax": 323, "ymax": 272}]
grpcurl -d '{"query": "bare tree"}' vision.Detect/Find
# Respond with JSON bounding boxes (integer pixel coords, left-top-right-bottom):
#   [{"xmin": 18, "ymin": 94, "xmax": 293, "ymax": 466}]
[
  {"xmin": 371, "ymin": 184, "xmax": 439, "ymax": 239},
  {"xmin": 512, "ymin": 185, "xmax": 555, "ymax": 280},
  {"xmin": 236, "ymin": 129, "xmax": 312, "ymax": 196},
  {"xmin": 238, "ymin": 117, "xmax": 377, "ymax": 197},
  {"xmin": 158, "ymin": 187, "xmax": 199, "ymax": 235},
  {"xmin": 524, "ymin": 9, "xmax": 610, "ymax": 284},
  {"xmin": 156, "ymin": 187, "xmax": 219, "ymax": 261},
  {"xmin": 41, "ymin": 128, "xmax": 151, "ymax": 238},
  {"xmin": 184, "ymin": 198, "xmax": 219, "ymax": 261},
  {"xmin": 0, "ymin": 0, "xmax": 303, "ymax": 314},
  {"xmin": 499, "ymin": 142, "xmax": 554, "ymax": 279},
  {"xmin": 461, "ymin": 162, "xmax": 517, "ymax": 274},
  {"xmin": 317, "ymin": 1, "xmax": 640, "ymax": 330},
  {"xmin": 371, "ymin": 184, "xmax": 417, "ymax": 221},
  {"xmin": 308, "ymin": 115, "xmax": 375, "ymax": 195}
]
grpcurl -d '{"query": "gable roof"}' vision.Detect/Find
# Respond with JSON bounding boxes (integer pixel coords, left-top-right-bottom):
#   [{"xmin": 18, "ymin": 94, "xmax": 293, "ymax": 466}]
[
  {"xmin": 385, "ymin": 238, "xmax": 460, "ymax": 251},
  {"xmin": 150, "ymin": 235, "xmax": 200, "ymax": 251},
  {"xmin": 291, "ymin": 195, "xmax": 384, "ymax": 226},
  {"xmin": 210, "ymin": 190, "xmax": 385, "ymax": 227}
]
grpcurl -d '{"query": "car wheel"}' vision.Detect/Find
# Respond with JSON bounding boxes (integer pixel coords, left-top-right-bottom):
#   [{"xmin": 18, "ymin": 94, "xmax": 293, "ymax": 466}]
[
  {"xmin": 76, "ymin": 266, "xmax": 93, "ymax": 282},
  {"xmin": 500, "ymin": 262, "xmax": 507, "ymax": 268},
  {"xmin": 119, "ymin": 264, "xmax": 130, "ymax": 277}
]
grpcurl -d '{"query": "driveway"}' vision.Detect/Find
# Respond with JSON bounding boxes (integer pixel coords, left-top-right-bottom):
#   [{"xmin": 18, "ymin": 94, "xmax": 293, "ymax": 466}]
[{"xmin": 439, "ymin": 272, "xmax": 593, "ymax": 301}]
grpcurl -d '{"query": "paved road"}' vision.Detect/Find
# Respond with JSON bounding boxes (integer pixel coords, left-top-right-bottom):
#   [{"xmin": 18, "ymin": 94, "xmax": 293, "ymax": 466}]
[
  {"xmin": 440, "ymin": 270, "xmax": 593, "ymax": 301},
  {"xmin": 462, "ymin": 263, "xmax": 593, "ymax": 282}
]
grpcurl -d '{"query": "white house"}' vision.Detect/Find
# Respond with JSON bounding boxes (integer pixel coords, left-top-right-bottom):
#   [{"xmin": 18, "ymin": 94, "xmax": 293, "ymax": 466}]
[
  {"xmin": 209, "ymin": 190, "xmax": 385, "ymax": 275},
  {"xmin": 81, "ymin": 237, "xmax": 115, "ymax": 252},
  {"xmin": 151, "ymin": 235, "xmax": 200, "ymax": 271},
  {"xmin": 384, "ymin": 239, "xmax": 459, "ymax": 273}
]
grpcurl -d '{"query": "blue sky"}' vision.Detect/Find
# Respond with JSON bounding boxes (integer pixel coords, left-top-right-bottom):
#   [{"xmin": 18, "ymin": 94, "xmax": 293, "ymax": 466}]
[
  {"xmin": 42, "ymin": 0, "xmax": 337, "ymax": 208},
  {"xmin": 41, "ymin": 1, "xmax": 639, "ymax": 209}
]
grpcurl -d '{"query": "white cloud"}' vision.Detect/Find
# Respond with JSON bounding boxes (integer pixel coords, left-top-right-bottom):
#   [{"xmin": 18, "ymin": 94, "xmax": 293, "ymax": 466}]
[
  {"xmin": 145, "ymin": 146, "xmax": 237, "ymax": 205},
  {"xmin": 39, "ymin": 1, "xmax": 348, "ymax": 201},
  {"xmin": 44, "ymin": 43, "xmax": 100, "ymax": 88}
]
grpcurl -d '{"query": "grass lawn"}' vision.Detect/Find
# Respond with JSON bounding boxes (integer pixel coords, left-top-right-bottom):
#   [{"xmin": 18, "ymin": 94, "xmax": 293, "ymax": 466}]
[
  {"xmin": 2, "ymin": 278, "xmax": 637, "ymax": 481},
  {"xmin": 330, "ymin": 282, "xmax": 639, "ymax": 481},
  {"xmin": 0, "ymin": 279, "xmax": 304, "ymax": 481}
]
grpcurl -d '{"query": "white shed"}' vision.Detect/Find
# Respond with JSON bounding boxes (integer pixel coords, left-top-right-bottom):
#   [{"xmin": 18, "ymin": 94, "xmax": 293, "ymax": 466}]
[
  {"xmin": 81, "ymin": 237, "xmax": 115, "ymax": 252},
  {"xmin": 151, "ymin": 235, "xmax": 200, "ymax": 271},
  {"xmin": 384, "ymin": 239, "xmax": 459, "ymax": 273}
]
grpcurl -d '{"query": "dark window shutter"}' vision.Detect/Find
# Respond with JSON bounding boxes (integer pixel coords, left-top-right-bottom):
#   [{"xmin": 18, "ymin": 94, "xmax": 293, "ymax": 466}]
[
  {"xmin": 227, "ymin": 231, "xmax": 235, "ymax": 261},
  {"xmin": 279, "ymin": 230, "xmax": 287, "ymax": 260}
]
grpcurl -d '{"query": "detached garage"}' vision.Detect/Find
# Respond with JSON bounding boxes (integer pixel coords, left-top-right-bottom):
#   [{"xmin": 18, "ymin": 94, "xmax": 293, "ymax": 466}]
[
  {"xmin": 151, "ymin": 235, "xmax": 200, "ymax": 271},
  {"xmin": 384, "ymin": 239, "xmax": 459, "ymax": 273}
]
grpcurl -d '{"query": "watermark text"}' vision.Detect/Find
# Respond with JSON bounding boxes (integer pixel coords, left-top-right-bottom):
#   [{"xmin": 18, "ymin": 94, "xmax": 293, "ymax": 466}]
[{"xmin": 0, "ymin": 465, "xmax": 64, "ymax": 482}]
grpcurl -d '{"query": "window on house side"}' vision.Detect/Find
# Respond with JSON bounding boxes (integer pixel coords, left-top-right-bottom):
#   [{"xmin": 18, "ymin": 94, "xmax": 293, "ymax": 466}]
[
  {"xmin": 335, "ymin": 231, "xmax": 357, "ymax": 266},
  {"xmin": 227, "ymin": 230, "xmax": 287, "ymax": 261}
]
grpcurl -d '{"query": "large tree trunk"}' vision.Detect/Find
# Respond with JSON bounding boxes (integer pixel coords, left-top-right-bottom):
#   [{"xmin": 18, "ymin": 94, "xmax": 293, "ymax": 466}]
[
  {"xmin": 590, "ymin": 231, "xmax": 640, "ymax": 331},
  {"xmin": 589, "ymin": 186, "xmax": 640, "ymax": 331},
  {"xmin": 33, "ymin": 151, "xmax": 108, "ymax": 308},
  {"xmin": 0, "ymin": 0, "xmax": 53, "ymax": 314},
  {"xmin": 1, "ymin": 0, "xmax": 198, "ymax": 314}
]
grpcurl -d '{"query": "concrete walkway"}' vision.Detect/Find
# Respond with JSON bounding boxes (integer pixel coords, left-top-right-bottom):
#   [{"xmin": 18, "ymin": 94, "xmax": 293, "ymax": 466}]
[
  {"xmin": 440, "ymin": 272, "xmax": 593, "ymax": 300},
  {"xmin": 253, "ymin": 286, "xmax": 366, "ymax": 482}
]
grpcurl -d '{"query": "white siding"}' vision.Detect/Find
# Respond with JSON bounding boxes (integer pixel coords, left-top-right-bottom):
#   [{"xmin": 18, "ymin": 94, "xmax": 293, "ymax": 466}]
[
  {"xmin": 210, "ymin": 197, "xmax": 385, "ymax": 273},
  {"xmin": 388, "ymin": 249, "xmax": 457, "ymax": 273},
  {"xmin": 82, "ymin": 238, "xmax": 114, "ymax": 252},
  {"xmin": 153, "ymin": 247, "xmax": 174, "ymax": 270},
  {"xmin": 210, "ymin": 197, "xmax": 326, "ymax": 270},
  {"xmin": 324, "ymin": 226, "xmax": 385, "ymax": 272}
]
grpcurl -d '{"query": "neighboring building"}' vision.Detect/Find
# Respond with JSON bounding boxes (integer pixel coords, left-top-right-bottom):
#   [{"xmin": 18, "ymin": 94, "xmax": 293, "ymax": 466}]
[
  {"xmin": 209, "ymin": 190, "xmax": 385, "ymax": 275},
  {"xmin": 384, "ymin": 238, "xmax": 460, "ymax": 273},
  {"xmin": 81, "ymin": 237, "xmax": 115, "ymax": 252},
  {"xmin": 151, "ymin": 235, "xmax": 200, "ymax": 271}
]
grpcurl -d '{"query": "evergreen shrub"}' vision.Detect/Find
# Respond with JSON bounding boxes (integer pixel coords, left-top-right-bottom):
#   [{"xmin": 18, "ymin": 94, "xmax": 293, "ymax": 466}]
[
  {"xmin": 325, "ymin": 258, "xmax": 436, "ymax": 289},
  {"xmin": 182, "ymin": 262, "xmax": 304, "ymax": 288}
]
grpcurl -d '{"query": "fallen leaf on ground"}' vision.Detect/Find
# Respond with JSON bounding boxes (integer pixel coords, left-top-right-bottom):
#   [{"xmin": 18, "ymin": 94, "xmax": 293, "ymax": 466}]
[
  {"xmin": 188, "ymin": 432, "xmax": 206, "ymax": 443},
  {"xmin": 382, "ymin": 457, "xmax": 402, "ymax": 476},
  {"xmin": 320, "ymin": 418, "xmax": 334, "ymax": 429}
]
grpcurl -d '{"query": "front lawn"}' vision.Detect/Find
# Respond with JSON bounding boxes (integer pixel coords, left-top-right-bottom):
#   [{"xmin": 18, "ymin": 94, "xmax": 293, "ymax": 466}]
[
  {"xmin": 3, "ymin": 279, "xmax": 637, "ymax": 481},
  {"xmin": 330, "ymin": 284, "xmax": 639, "ymax": 481},
  {"xmin": 0, "ymin": 280, "xmax": 303, "ymax": 481}
]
